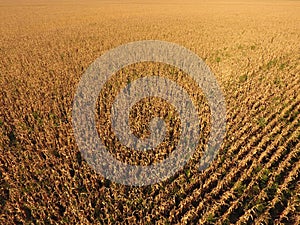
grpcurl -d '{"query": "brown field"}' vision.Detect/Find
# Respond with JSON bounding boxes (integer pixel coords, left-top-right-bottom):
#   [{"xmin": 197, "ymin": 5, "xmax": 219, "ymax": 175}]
[{"xmin": 0, "ymin": 0, "xmax": 299, "ymax": 224}]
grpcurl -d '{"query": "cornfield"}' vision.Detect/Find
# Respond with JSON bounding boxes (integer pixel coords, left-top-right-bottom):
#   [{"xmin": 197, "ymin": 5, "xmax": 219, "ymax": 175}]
[{"xmin": 0, "ymin": 0, "xmax": 299, "ymax": 224}]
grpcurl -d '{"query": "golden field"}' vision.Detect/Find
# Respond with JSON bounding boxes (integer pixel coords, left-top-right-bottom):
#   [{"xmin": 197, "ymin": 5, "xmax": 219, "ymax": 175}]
[{"xmin": 0, "ymin": 0, "xmax": 299, "ymax": 224}]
